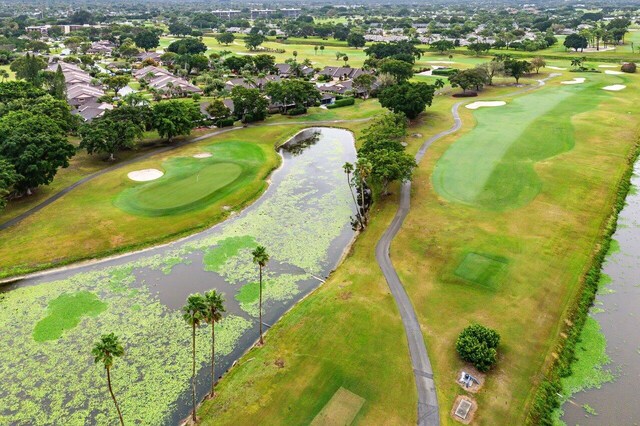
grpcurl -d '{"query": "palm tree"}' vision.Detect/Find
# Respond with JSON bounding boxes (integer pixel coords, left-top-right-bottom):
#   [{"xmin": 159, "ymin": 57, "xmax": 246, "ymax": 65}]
[
  {"xmin": 92, "ymin": 333, "xmax": 125, "ymax": 426},
  {"xmin": 251, "ymin": 245, "xmax": 270, "ymax": 345},
  {"xmin": 355, "ymin": 159, "xmax": 372, "ymax": 226},
  {"xmin": 203, "ymin": 290, "xmax": 225, "ymax": 397},
  {"xmin": 182, "ymin": 294, "xmax": 207, "ymax": 423},
  {"xmin": 343, "ymin": 162, "xmax": 364, "ymax": 229}
]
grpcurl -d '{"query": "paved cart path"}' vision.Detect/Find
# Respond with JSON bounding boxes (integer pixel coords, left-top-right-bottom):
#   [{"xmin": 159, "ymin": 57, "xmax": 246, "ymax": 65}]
[{"xmin": 375, "ymin": 103, "xmax": 462, "ymax": 425}]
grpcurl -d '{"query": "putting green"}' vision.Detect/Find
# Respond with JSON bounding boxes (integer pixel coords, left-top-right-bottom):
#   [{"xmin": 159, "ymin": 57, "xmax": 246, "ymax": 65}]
[
  {"xmin": 454, "ymin": 252, "xmax": 509, "ymax": 291},
  {"xmin": 116, "ymin": 141, "xmax": 266, "ymax": 216},
  {"xmin": 433, "ymin": 79, "xmax": 607, "ymax": 210}
]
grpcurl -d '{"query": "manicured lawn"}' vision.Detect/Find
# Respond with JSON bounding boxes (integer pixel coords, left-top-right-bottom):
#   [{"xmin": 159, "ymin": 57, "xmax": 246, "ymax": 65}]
[
  {"xmin": 392, "ymin": 65, "xmax": 640, "ymax": 424},
  {"xmin": 0, "ymin": 101, "xmax": 379, "ymax": 277}
]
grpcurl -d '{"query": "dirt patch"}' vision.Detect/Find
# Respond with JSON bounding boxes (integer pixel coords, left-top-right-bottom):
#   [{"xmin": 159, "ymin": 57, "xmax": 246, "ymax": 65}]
[
  {"xmin": 274, "ymin": 358, "xmax": 285, "ymax": 368},
  {"xmin": 339, "ymin": 291, "xmax": 352, "ymax": 300},
  {"xmin": 451, "ymin": 395, "xmax": 477, "ymax": 424},
  {"xmin": 456, "ymin": 366, "xmax": 486, "ymax": 393}
]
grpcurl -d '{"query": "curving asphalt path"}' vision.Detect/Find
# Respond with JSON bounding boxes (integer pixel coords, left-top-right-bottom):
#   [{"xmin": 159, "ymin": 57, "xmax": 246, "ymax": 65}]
[
  {"xmin": 375, "ymin": 103, "xmax": 462, "ymax": 426},
  {"xmin": 0, "ymin": 118, "xmax": 372, "ymax": 231}
]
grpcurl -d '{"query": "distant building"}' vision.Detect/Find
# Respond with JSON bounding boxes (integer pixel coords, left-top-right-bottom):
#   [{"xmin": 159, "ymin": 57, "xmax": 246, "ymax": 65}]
[{"xmin": 211, "ymin": 10, "xmax": 241, "ymax": 20}]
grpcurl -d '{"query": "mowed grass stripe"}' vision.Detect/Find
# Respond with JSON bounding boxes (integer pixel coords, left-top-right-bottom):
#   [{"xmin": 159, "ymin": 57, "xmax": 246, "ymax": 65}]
[{"xmin": 432, "ymin": 79, "xmax": 607, "ymax": 210}]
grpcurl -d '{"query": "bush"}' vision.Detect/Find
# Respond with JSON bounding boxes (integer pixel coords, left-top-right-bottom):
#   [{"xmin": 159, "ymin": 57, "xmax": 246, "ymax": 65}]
[
  {"xmin": 215, "ymin": 117, "xmax": 235, "ymax": 128},
  {"xmin": 452, "ymin": 92, "xmax": 478, "ymax": 98},
  {"xmin": 621, "ymin": 62, "xmax": 637, "ymax": 73},
  {"xmin": 432, "ymin": 67, "xmax": 458, "ymax": 76},
  {"xmin": 455, "ymin": 323, "xmax": 500, "ymax": 372},
  {"xmin": 286, "ymin": 106, "xmax": 307, "ymax": 116},
  {"xmin": 326, "ymin": 97, "xmax": 355, "ymax": 109}
]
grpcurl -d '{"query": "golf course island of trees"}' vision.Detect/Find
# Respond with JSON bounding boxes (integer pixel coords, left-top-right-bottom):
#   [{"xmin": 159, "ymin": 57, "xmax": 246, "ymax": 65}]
[{"xmin": 0, "ymin": 0, "xmax": 640, "ymax": 425}]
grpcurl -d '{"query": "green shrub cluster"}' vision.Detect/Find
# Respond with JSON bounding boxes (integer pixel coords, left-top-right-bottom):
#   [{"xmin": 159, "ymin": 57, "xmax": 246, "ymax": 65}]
[
  {"xmin": 455, "ymin": 323, "xmax": 501, "ymax": 372},
  {"xmin": 286, "ymin": 106, "xmax": 307, "ymax": 116},
  {"xmin": 326, "ymin": 97, "xmax": 355, "ymax": 109},
  {"xmin": 526, "ymin": 136, "xmax": 640, "ymax": 425},
  {"xmin": 216, "ymin": 117, "xmax": 235, "ymax": 128},
  {"xmin": 432, "ymin": 68, "xmax": 458, "ymax": 76}
]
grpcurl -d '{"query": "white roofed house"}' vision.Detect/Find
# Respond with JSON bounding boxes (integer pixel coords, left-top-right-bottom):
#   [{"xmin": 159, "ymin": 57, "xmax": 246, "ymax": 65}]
[
  {"xmin": 133, "ymin": 65, "xmax": 202, "ymax": 98},
  {"xmin": 46, "ymin": 60, "xmax": 106, "ymax": 107}
]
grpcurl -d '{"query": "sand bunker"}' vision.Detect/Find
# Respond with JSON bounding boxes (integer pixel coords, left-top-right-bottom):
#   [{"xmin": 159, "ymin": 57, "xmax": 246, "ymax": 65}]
[
  {"xmin": 128, "ymin": 169, "xmax": 164, "ymax": 182},
  {"xmin": 561, "ymin": 78, "xmax": 586, "ymax": 85},
  {"xmin": 605, "ymin": 70, "xmax": 624, "ymax": 75},
  {"xmin": 465, "ymin": 101, "xmax": 506, "ymax": 110},
  {"xmin": 427, "ymin": 60, "xmax": 455, "ymax": 64},
  {"xmin": 193, "ymin": 153, "xmax": 213, "ymax": 158},
  {"xmin": 598, "ymin": 64, "xmax": 618, "ymax": 68},
  {"xmin": 602, "ymin": 85, "xmax": 626, "ymax": 91},
  {"xmin": 547, "ymin": 66, "xmax": 567, "ymax": 70}
]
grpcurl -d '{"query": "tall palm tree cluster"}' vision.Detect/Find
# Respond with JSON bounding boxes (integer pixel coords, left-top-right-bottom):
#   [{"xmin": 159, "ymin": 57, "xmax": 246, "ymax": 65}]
[{"xmin": 92, "ymin": 245, "xmax": 270, "ymax": 425}]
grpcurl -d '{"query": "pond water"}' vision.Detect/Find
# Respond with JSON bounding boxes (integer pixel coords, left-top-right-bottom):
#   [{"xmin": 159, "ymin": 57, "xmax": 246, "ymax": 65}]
[
  {"xmin": 0, "ymin": 128, "xmax": 357, "ymax": 425},
  {"xmin": 561, "ymin": 161, "xmax": 640, "ymax": 425}
]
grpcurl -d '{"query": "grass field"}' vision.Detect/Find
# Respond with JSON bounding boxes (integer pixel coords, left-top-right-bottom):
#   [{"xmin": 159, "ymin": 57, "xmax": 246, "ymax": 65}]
[
  {"xmin": 0, "ymin": 102, "xmax": 377, "ymax": 277},
  {"xmin": 391, "ymin": 65, "xmax": 640, "ymax": 424}
]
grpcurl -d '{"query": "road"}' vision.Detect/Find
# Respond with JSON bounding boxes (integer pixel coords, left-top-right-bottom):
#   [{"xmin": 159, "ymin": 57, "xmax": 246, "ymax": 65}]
[{"xmin": 375, "ymin": 103, "xmax": 462, "ymax": 426}]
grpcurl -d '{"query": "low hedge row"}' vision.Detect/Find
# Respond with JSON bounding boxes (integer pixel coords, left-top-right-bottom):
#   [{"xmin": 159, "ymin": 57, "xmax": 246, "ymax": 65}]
[
  {"xmin": 432, "ymin": 67, "xmax": 458, "ymax": 76},
  {"xmin": 526, "ymin": 135, "xmax": 640, "ymax": 425},
  {"xmin": 327, "ymin": 97, "xmax": 355, "ymax": 109},
  {"xmin": 215, "ymin": 117, "xmax": 235, "ymax": 128}
]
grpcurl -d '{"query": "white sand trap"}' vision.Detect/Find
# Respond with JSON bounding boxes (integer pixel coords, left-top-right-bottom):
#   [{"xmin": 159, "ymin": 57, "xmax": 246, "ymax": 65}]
[
  {"xmin": 427, "ymin": 60, "xmax": 455, "ymax": 64},
  {"xmin": 193, "ymin": 153, "xmax": 213, "ymax": 158},
  {"xmin": 602, "ymin": 85, "xmax": 626, "ymax": 91},
  {"xmin": 465, "ymin": 101, "xmax": 506, "ymax": 110},
  {"xmin": 128, "ymin": 169, "xmax": 164, "ymax": 182},
  {"xmin": 605, "ymin": 70, "xmax": 624, "ymax": 75},
  {"xmin": 547, "ymin": 66, "xmax": 567, "ymax": 70},
  {"xmin": 598, "ymin": 65, "xmax": 618, "ymax": 68},
  {"xmin": 561, "ymin": 78, "xmax": 586, "ymax": 85}
]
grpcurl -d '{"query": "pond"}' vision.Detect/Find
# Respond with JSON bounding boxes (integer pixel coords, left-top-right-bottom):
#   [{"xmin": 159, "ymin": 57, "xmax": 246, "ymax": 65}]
[
  {"xmin": 0, "ymin": 127, "xmax": 357, "ymax": 425},
  {"xmin": 560, "ymin": 160, "xmax": 640, "ymax": 425}
]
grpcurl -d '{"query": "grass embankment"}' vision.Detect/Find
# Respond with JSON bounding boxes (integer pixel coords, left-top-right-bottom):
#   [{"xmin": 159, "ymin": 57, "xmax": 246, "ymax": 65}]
[
  {"xmin": 0, "ymin": 103, "xmax": 377, "ymax": 278},
  {"xmin": 390, "ymin": 66, "xmax": 639, "ymax": 424},
  {"xmin": 197, "ymin": 98, "xmax": 463, "ymax": 424}
]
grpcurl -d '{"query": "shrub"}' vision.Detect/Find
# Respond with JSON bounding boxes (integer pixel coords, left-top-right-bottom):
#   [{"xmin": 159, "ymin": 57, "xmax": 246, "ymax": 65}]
[
  {"xmin": 432, "ymin": 67, "xmax": 458, "ymax": 77},
  {"xmin": 452, "ymin": 92, "xmax": 478, "ymax": 98},
  {"xmin": 286, "ymin": 106, "xmax": 307, "ymax": 116},
  {"xmin": 455, "ymin": 323, "xmax": 500, "ymax": 372},
  {"xmin": 326, "ymin": 97, "xmax": 355, "ymax": 109},
  {"xmin": 215, "ymin": 117, "xmax": 235, "ymax": 127},
  {"xmin": 621, "ymin": 62, "xmax": 637, "ymax": 73}
]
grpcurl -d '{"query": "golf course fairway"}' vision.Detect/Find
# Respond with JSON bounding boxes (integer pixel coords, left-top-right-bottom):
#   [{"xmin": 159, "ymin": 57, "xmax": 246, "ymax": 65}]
[
  {"xmin": 115, "ymin": 142, "xmax": 264, "ymax": 216},
  {"xmin": 432, "ymin": 78, "xmax": 607, "ymax": 210}
]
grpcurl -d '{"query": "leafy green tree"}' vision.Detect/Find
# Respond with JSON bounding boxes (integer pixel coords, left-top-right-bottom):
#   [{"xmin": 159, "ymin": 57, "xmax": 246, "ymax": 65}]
[
  {"xmin": 92, "ymin": 333, "xmax": 125, "ymax": 426},
  {"xmin": 360, "ymin": 112, "xmax": 407, "ymax": 148},
  {"xmin": 364, "ymin": 148, "xmax": 416, "ymax": 195},
  {"xmin": 182, "ymin": 294, "xmax": 207, "ymax": 423},
  {"xmin": 504, "ymin": 59, "xmax": 531, "ymax": 84},
  {"xmin": 467, "ymin": 41, "xmax": 491, "ymax": 56},
  {"xmin": 251, "ymin": 246, "xmax": 270, "ymax": 345},
  {"xmin": 429, "ymin": 40, "xmax": 455, "ymax": 54},
  {"xmin": 230, "ymin": 86, "xmax": 268, "ymax": 123},
  {"xmin": 9, "ymin": 53, "xmax": 46, "ymax": 86},
  {"xmin": 352, "ymin": 73, "xmax": 376, "ymax": 99},
  {"xmin": 79, "ymin": 116, "xmax": 143, "ymax": 161},
  {"xmin": 0, "ymin": 157, "xmax": 16, "ymax": 209},
  {"xmin": 0, "ymin": 111, "xmax": 75, "ymax": 194},
  {"xmin": 449, "ymin": 68, "xmax": 488, "ymax": 93},
  {"xmin": 379, "ymin": 59, "xmax": 414, "ymax": 83},
  {"xmin": 378, "ymin": 82, "xmax": 436, "ymax": 119},
  {"xmin": 104, "ymin": 75, "xmax": 130, "ymax": 95},
  {"xmin": 347, "ymin": 32, "xmax": 366, "ymax": 49},
  {"xmin": 264, "ymin": 79, "xmax": 320, "ymax": 112},
  {"xmin": 252, "ymin": 54, "xmax": 275, "ymax": 73},
  {"xmin": 563, "ymin": 33, "xmax": 588, "ymax": 52},
  {"xmin": 455, "ymin": 324, "xmax": 500, "ymax": 372},
  {"xmin": 152, "ymin": 100, "xmax": 202, "ymax": 142},
  {"xmin": 168, "ymin": 22, "xmax": 192, "ymax": 37},
  {"xmin": 167, "ymin": 37, "xmax": 207, "ymax": 55},
  {"xmin": 43, "ymin": 65, "xmax": 66, "ymax": 100},
  {"xmin": 206, "ymin": 98, "xmax": 231, "ymax": 122},
  {"xmin": 203, "ymin": 290, "xmax": 225, "ymax": 397},
  {"xmin": 134, "ymin": 29, "xmax": 160, "ymax": 51},
  {"xmin": 215, "ymin": 32, "xmax": 235, "ymax": 45},
  {"xmin": 245, "ymin": 33, "xmax": 266, "ymax": 51}
]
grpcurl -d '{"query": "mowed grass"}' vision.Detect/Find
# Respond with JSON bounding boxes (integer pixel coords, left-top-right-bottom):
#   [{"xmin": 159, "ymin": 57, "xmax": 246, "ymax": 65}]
[
  {"xmin": 392, "ymin": 66, "xmax": 640, "ymax": 424},
  {"xmin": 0, "ymin": 102, "xmax": 377, "ymax": 277},
  {"xmin": 115, "ymin": 142, "xmax": 263, "ymax": 216},
  {"xmin": 432, "ymin": 77, "xmax": 607, "ymax": 210}
]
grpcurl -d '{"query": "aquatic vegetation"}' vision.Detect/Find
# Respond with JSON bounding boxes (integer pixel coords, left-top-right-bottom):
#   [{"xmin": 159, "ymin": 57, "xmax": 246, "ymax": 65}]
[
  {"xmin": 33, "ymin": 291, "xmax": 107, "ymax": 342},
  {"xmin": 203, "ymin": 236, "xmax": 257, "ymax": 273}
]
